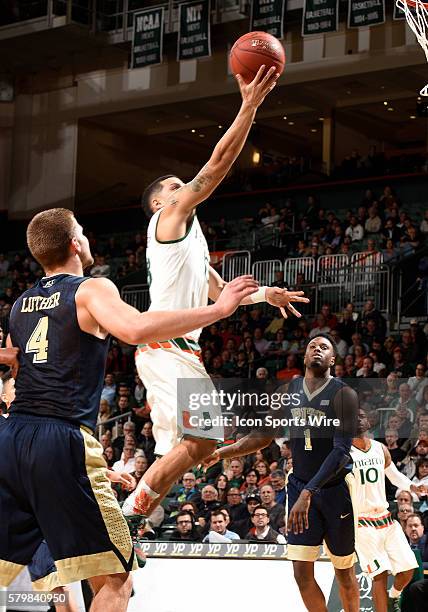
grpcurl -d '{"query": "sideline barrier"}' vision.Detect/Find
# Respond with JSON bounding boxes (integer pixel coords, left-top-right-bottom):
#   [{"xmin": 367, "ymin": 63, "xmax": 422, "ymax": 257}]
[{"xmin": 128, "ymin": 542, "xmax": 376, "ymax": 612}]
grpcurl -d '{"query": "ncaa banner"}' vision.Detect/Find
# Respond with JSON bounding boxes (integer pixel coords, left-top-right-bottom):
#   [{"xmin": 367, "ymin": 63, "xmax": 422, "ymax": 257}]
[
  {"xmin": 178, "ymin": 0, "xmax": 211, "ymax": 61},
  {"xmin": 348, "ymin": 0, "xmax": 386, "ymax": 28},
  {"xmin": 302, "ymin": 0, "xmax": 339, "ymax": 36},
  {"xmin": 250, "ymin": 0, "xmax": 286, "ymax": 40},
  {"xmin": 131, "ymin": 7, "xmax": 164, "ymax": 68},
  {"xmin": 393, "ymin": 1, "xmax": 405, "ymax": 19}
]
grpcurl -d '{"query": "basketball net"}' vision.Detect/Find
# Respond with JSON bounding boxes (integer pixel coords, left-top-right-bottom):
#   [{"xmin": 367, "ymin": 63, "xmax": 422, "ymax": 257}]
[{"xmin": 396, "ymin": 0, "xmax": 428, "ymax": 95}]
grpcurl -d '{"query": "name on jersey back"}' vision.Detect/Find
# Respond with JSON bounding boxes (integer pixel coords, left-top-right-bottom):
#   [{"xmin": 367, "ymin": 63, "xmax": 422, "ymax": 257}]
[{"xmin": 21, "ymin": 292, "xmax": 61, "ymax": 312}]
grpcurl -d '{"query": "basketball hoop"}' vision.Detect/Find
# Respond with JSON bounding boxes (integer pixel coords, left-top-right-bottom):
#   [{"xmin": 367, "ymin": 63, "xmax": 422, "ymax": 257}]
[{"xmin": 397, "ymin": 0, "xmax": 428, "ymax": 95}]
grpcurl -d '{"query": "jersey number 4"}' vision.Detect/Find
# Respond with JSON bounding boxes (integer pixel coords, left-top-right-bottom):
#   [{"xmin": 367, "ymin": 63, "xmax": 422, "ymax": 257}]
[{"xmin": 25, "ymin": 316, "xmax": 49, "ymax": 363}]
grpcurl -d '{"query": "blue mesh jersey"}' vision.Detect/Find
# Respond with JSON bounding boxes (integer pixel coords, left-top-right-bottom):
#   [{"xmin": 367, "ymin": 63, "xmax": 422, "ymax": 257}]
[
  {"xmin": 286, "ymin": 375, "xmax": 352, "ymax": 487},
  {"xmin": 8, "ymin": 273, "xmax": 109, "ymax": 431}
]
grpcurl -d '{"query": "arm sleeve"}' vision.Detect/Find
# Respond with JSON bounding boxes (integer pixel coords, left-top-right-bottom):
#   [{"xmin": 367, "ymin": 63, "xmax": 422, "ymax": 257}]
[
  {"xmin": 304, "ymin": 385, "xmax": 358, "ymax": 494},
  {"xmin": 385, "ymin": 462, "xmax": 414, "ymax": 491}
]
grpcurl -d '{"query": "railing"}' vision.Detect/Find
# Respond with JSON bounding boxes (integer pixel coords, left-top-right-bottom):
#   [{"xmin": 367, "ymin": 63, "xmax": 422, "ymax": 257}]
[
  {"xmin": 95, "ymin": 410, "xmax": 133, "ymax": 440},
  {"xmin": 121, "ymin": 283, "xmax": 150, "ymax": 312},
  {"xmin": 121, "ymin": 254, "xmax": 394, "ymax": 319},
  {"xmin": 252, "ymin": 260, "xmax": 283, "ymax": 286},
  {"xmin": 221, "ymin": 250, "xmax": 251, "ymax": 282}
]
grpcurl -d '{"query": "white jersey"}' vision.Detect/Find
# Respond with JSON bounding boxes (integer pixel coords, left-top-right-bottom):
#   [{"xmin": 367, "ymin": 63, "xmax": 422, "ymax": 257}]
[
  {"xmin": 351, "ymin": 439, "xmax": 388, "ymax": 516},
  {"xmin": 146, "ymin": 209, "xmax": 210, "ymax": 342}
]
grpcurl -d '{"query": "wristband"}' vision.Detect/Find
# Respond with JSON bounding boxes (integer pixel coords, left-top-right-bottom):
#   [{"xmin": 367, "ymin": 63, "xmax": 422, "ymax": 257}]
[{"xmin": 249, "ymin": 286, "xmax": 267, "ymax": 303}]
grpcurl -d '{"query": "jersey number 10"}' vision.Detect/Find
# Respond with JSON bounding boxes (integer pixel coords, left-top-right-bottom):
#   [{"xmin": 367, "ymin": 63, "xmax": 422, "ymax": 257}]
[
  {"xmin": 25, "ymin": 316, "xmax": 49, "ymax": 363},
  {"xmin": 359, "ymin": 467, "xmax": 379, "ymax": 484}
]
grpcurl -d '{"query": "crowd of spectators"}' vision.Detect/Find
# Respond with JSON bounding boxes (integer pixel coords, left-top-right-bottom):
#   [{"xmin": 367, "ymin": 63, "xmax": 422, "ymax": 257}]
[
  {"xmin": 88, "ymin": 294, "xmax": 428, "ymax": 573},
  {"xmin": 202, "ymin": 185, "xmax": 428, "ymax": 264},
  {"xmin": 0, "ymin": 183, "xmax": 427, "ymax": 598}
]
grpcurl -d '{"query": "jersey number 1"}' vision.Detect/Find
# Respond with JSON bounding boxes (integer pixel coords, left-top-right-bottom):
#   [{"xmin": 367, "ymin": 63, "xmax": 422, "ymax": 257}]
[
  {"xmin": 304, "ymin": 428, "xmax": 312, "ymax": 451},
  {"xmin": 26, "ymin": 316, "xmax": 49, "ymax": 363}
]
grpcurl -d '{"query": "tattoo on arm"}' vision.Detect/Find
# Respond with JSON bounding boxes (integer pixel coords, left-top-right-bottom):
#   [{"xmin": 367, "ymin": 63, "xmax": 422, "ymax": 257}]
[{"xmin": 190, "ymin": 173, "xmax": 212, "ymax": 193}]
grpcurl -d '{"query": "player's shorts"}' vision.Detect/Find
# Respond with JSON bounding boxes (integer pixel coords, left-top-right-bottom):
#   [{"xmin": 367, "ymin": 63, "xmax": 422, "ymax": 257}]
[
  {"xmin": 0, "ymin": 414, "xmax": 137, "ymax": 588},
  {"xmin": 356, "ymin": 513, "xmax": 418, "ymax": 577},
  {"xmin": 286, "ymin": 473, "xmax": 357, "ymax": 569},
  {"xmin": 27, "ymin": 541, "xmax": 60, "ymax": 591},
  {"xmin": 135, "ymin": 337, "xmax": 224, "ymax": 456}
]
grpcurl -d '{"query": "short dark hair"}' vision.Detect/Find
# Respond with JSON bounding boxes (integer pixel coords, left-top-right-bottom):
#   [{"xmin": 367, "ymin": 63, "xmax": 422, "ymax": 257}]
[
  {"xmin": 141, "ymin": 174, "xmax": 176, "ymax": 218},
  {"xmin": 270, "ymin": 470, "xmax": 285, "ymax": 480},
  {"xmin": 27, "ymin": 208, "xmax": 75, "ymax": 268},
  {"xmin": 252, "ymin": 506, "xmax": 269, "ymax": 517},
  {"xmin": 176, "ymin": 510, "xmax": 194, "ymax": 524},
  {"xmin": 306, "ymin": 332, "xmax": 338, "ymax": 356}
]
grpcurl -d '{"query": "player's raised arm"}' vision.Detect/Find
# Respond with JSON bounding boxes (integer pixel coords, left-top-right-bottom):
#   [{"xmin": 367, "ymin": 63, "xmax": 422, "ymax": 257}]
[
  {"xmin": 77, "ymin": 275, "xmax": 258, "ymax": 346},
  {"xmin": 208, "ymin": 266, "xmax": 309, "ymax": 318},
  {"xmin": 161, "ymin": 66, "xmax": 279, "ymax": 217},
  {"xmin": 382, "ymin": 444, "xmax": 428, "ymax": 497}
]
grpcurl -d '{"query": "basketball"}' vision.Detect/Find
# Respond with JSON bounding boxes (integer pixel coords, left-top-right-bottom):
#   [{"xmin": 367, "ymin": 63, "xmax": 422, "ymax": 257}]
[{"xmin": 229, "ymin": 32, "xmax": 286, "ymax": 84}]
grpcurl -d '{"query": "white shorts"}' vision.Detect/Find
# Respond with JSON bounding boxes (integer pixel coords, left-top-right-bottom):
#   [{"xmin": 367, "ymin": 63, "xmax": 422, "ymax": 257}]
[
  {"xmin": 356, "ymin": 515, "xmax": 418, "ymax": 577},
  {"xmin": 135, "ymin": 341, "xmax": 224, "ymax": 456}
]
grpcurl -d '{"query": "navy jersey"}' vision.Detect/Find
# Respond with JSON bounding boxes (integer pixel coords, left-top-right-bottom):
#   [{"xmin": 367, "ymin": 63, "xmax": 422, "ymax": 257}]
[
  {"xmin": 9, "ymin": 274, "xmax": 109, "ymax": 431},
  {"xmin": 287, "ymin": 375, "xmax": 352, "ymax": 487}
]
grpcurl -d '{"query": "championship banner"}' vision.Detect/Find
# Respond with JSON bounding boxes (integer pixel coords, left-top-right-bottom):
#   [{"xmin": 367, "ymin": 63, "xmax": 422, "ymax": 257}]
[
  {"xmin": 393, "ymin": 1, "xmax": 405, "ymax": 20},
  {"xmin": 302, "ymin": 0, "xmax": 339, "ymax": 36},
  {"xmin": 250, "ymin": 0, "xmax": 286, "ymax": 40},
  {"xmin": 177, "ymin": 0, "xmax": 211, "ymax": 61},
  {"xmin": 131, "ymin": 7, "xmax": 164, "ymax": 69},
  {"xmin": 347, "ymin": 0, "xmax": 386, "ymax": 28}
]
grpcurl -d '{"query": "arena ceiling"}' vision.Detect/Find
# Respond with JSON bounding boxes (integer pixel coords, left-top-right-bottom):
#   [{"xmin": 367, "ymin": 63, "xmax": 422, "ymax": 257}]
[{"xmin": 82, "ymin": 64, "xmax": 428, "ymax": 158}]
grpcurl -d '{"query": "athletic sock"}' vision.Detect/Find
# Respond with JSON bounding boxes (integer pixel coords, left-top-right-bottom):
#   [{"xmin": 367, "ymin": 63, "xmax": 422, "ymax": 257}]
[
  {"xmin": 140, "ymin": 479, "xmax": 160, "ymax": 499},
  {"xmin": 388, "ymin": 586, "xmax": 402, "ymax": 599}
]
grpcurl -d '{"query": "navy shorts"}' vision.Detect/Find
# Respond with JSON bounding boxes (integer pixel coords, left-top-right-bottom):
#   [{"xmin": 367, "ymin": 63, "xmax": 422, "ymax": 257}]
[
  {"xmin": 0, "ymin": 414, "xmax": 137, "ymax": 588},
  {"xmin": 287, "ymin": 473, "xmax": 356, "ymax": 569},
  {"xmin": 27, "ymin": 541, "xmax": 58, "ymax": 590}
]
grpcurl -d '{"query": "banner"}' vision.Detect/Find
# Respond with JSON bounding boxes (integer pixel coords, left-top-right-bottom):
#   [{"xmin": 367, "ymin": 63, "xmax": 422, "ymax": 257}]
[
  {"xmin": 348, "ymin": 0, "xmax": 386, "ymax": 28},
  {"xmin": 131, "ymin": 7, "xmax": 164, "ymax": 69},
  {"xmin": 302, "ymin": 0, "xmax": 339, "ymax": 36},
  {"xmin": 250, "ymin": 0, "xmax": 286, "ymax": 39},
  {"xmin": 393, "ymin": 1, "xmax": 405, "ymax": 20},
  {"xmin": 177, "ymin": 0, "xmax": 211, "ymax": 61}
]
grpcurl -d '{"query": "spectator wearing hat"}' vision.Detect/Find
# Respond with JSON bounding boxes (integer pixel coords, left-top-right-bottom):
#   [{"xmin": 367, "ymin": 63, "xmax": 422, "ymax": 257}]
[
  {"xmin": 246, "ymin": 506, "xmax": 286, "ymax": 544},
  {"xmin": 232, "ymin": 494, "xmax": 262, "ymax": 538}
]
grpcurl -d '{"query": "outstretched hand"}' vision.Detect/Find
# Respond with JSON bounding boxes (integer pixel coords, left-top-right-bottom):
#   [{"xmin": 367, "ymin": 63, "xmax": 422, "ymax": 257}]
[
  {"xmin": 235, "ymin": 65, "xmax": 279, "ymax": 109},
  {"xmin": 107, "ymin": 470, "xmax": 137, "ymax": 491},
  {"xmin": 266, "ymin": 288, "xmax": 310, "ymax": 318},
  {"xmin": 411, "ymin": 484, "xmax": 428, "ymax": 498},
  {"xmin": 216, "ymin": 275, "xmax": 259, "ymax": 318}
]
